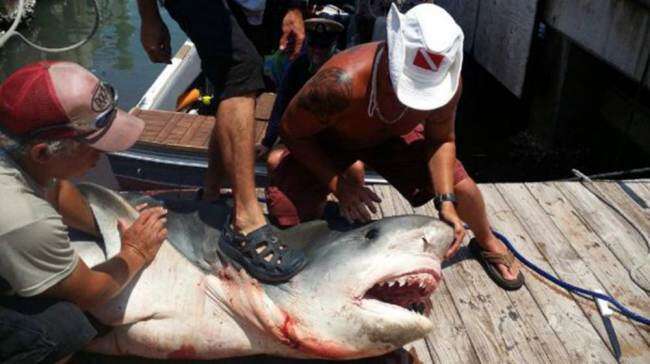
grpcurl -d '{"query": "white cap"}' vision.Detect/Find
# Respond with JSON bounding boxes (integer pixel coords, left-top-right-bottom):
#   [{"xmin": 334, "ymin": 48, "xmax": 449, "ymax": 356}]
[{"xmin": 386, "ymin": 3, "xmax": 464, "ymax": 111}]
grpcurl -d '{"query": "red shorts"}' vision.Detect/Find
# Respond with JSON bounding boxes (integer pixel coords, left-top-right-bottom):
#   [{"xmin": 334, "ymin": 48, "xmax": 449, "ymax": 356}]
[{"xmin": 265, "ymin": 125, "xmax": 469, "ymax": 227}]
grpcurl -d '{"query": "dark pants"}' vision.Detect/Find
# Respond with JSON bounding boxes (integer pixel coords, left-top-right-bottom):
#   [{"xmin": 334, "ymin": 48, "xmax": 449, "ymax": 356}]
[
  {"xmin": 0, "ymin": 296, "xmax": 97, "ymax": 363},
  {"xmin": 164, "ymin": 0, "xmax": 270, "ymax": 100}
]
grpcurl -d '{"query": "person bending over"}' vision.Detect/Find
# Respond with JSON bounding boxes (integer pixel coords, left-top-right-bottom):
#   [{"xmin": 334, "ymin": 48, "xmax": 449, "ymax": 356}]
[{"xmin": 267, "ymin": 4, "xmax": 524, "ymax": 290}]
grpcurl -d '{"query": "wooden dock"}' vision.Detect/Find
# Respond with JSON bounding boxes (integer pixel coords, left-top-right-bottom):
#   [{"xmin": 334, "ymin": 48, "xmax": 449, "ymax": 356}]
[
  {"xmin": 385, "ymin": 180, "xmax": 650, "ymax": 364},
  {"xmin": 80, "ymin": 180, "xmax": 650, "ymax": 363}
]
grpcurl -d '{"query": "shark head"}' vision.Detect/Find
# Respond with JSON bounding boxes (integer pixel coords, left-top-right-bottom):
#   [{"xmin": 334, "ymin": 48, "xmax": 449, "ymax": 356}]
[{"xmin": 224, "ymin": 216, "xmax": 454, "ymax": 359}]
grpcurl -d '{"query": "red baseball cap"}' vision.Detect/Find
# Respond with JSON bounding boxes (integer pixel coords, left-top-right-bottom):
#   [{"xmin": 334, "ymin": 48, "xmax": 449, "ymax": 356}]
[{"xmin": 0, "ymin": 61, "xmax": 144, "ymax": 152}]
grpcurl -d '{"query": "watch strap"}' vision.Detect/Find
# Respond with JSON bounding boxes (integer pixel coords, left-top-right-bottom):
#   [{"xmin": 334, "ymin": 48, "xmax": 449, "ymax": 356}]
[{"xmin": 434, "ymin": 193, "xmax": 457, "ymax": 211}]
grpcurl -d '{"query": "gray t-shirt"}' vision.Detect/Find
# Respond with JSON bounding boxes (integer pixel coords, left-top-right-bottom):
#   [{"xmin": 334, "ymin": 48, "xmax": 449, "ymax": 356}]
[{"xmin": 0, "ymin": 153, "xmax": 78, "ymax": 297}]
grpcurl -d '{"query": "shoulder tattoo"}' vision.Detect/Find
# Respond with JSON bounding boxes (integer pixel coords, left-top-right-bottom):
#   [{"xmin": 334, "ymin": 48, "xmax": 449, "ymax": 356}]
[{"xmin": 297, "ymin": 68, "xmax": 352, "ymax": 124}]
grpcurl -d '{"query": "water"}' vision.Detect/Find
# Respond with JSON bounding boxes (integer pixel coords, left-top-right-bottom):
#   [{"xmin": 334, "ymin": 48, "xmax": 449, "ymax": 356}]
[{"xmin": 0, "ymin": 0, "xmax": 186, "ymax": 109}]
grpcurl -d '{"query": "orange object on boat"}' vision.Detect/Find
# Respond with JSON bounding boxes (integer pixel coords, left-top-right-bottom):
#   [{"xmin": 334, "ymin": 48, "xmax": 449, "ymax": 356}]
[{"xmin": 176, "ymin": 88, "xmax": 201, "ymax": 111}]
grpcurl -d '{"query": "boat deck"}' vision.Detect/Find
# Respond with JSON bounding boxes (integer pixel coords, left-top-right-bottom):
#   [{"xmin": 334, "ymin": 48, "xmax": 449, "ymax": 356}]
[
  {"xmin": 131, "ymin": 92, "xmax": 276, "ymax": 153},
  {"xmin": 81, "ymin": 180, "xmax": 650, "ymax": 363}
]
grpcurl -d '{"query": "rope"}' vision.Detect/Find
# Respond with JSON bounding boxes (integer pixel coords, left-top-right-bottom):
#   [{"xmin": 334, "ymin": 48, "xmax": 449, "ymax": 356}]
[
  {"xmin": 564, "ymin": 166, "xmax": 650, "ymax": 181},
  {"xmin": 482, "ymin": 169, "xmax": 650, "ymax": 325},
  {"xmin": 0, "ymin": 0, "xmax": 100, "ymax": 53},
  {"xmin": 493, "ymin": 229, "xmax": 650, "ymax": 325}
]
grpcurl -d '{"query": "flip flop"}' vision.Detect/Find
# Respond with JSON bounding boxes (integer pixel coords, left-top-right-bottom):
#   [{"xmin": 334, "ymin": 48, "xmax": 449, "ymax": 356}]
[
  {"xmin": 218, "ymin": 222, "xmax": 307, "ymax": 284},
  {"xmin": 469, "ymin": 238, "xmax": 525, "ymax": 291}
]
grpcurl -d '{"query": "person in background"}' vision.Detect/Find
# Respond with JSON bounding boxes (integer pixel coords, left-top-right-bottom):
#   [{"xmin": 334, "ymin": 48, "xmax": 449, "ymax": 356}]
[
  {"xmin": 267, "ymin": 4, "xmax": 525, "ymax": 291},
  {"xmin": 0, "ymin": 61, "xmax": 168, "ymax": 363},
  {"xmin": 137, "ymin": 0, "xmax": 309, "ymax": 283},
  {"xmin": 257, "ymin": 17, "xmax": 345, "ymax": 157}
]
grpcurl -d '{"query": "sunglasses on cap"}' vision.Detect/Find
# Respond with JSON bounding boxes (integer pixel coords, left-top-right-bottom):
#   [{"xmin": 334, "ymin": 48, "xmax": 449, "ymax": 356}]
[{"xmin": 24, "ymin": 82, "xmax": 119, "ymax": 141}]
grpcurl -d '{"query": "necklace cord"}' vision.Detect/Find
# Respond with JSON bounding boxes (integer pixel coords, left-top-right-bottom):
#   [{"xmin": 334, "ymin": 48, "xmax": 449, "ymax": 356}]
[{"xmin": 367, "ymin": 45, "xmax": 409, "ymax": 124}]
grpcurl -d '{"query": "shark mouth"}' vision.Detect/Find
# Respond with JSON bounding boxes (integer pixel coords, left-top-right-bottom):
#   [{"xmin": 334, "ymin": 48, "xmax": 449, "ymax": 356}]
[{"xmin": 362, "ymin": 270, "xmax": 440, "ymax": 316}]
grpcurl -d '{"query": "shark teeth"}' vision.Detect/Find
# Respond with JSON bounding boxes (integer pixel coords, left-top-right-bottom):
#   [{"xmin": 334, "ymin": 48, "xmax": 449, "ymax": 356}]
[
  {"xmin": 375, "ymin": 272, "xmax": 437, "ymax": 293},
  {"xmin": 363, "ymin": 270, "xmax": 440, "ymax": 316}
]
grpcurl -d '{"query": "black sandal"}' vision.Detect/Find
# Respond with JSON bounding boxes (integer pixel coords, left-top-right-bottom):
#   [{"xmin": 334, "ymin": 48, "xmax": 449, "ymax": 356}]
[{"xmin": 219, "ymin": 223, "xmax": 307, "ymax": 283}]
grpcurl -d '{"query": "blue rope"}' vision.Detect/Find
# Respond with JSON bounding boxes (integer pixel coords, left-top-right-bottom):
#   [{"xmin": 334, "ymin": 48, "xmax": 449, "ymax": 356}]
[{"xmin": 492, "ymin": 230, "xmax": 650, "ymax": 326}]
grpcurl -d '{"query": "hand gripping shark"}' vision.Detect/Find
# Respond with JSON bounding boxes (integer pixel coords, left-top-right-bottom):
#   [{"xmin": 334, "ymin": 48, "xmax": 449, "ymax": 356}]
[{"xmin": 72, "ymin": 183, "xmax": 454, "ymax": 360}]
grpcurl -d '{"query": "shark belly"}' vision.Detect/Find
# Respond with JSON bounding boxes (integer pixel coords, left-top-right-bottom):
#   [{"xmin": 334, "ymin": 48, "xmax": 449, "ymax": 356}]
[{"xmin": 85, "ymin": 242, "xmax": 268, "ymax": 360}]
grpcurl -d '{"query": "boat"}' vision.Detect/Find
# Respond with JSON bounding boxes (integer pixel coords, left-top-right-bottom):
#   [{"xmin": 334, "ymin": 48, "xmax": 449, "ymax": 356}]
[
  {"xmin": 108, "ymin": 39, "xmax": 387, "ymax": 191},
  {"xmin": 108, "ymin": 40, "xmax": 277, "ymax": 190}
]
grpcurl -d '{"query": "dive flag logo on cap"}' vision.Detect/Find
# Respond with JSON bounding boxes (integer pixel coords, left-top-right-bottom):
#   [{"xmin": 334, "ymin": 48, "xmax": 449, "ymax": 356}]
[
  {"xmin": 91, "ymin": 83, "xmax": 113, "ymax": 112},
  {"xmin": 412, "ymin": 48, "xmax": 445, "ymax": 72}
]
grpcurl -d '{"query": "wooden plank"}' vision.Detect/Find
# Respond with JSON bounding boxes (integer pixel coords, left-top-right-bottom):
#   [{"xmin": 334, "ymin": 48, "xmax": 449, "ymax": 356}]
[
  {"xmin": 498, "ymin": 183, "xmax": 650, "ymax": 360},
  {"xmin": 623, "ymin": 182, "xmax": 650, "ymax": 208},
  {"xmin": 387, "ymin": 188, "xmax": 413, "ymax": 217},
  {"xmin": 526, "ymin": 183, "xmax": 650, "ymax": 348},
  {"xmin": 372, "ymin": 185, "xmax": 407, "ymax": 218},
  {"xmin": 556, "ymin": 182, "xmax": 650, "ymax": 295},
  {"xmin": 594, "ymin": 182, "xmax": 650, "ymax": 241},
  {"xmin": 435, "ymin": 0, "xmax": 480, "ymax": 53},
  {"xmin": 417, "ymin": 198, "xmax": 564, "ymax": 363},
  {"xmin": 367, "ymin": 186, "xmax": 384, "ymax": 221},
  {"xmin": 425, "ymin": 281, "xmax": 480, "ymax": 364},
  {"xmin": 178, "ymin": 115, "xmax": 208, "ymax": 145},
  {"xmin": 473, "ymin": 0, "xmax": 539, "ymax": 96},
  {"xmin": 543, "ymin": 0, "xmax": 650, "ymax": 83},
  {"xmin": 404, "ymin": 340, "xmax": 433, "ymax": 364},
  {"xmin": 132, "ymin": 109, "xmax": 269, "ymax": 153},
  {"xmin": 255, "ymin": 120, "xmax": 268, "ymax": 144},
  {"xmin": 479, "ymin": 184, "xmax": 616, "ymax": 363},
  {"xmin": 413, "ymin": 200, "xmax": 436, "ymax": 217},
  {"xmin": 255, "ymin": 93, "xmax": 276, "ymax": 121},
  {"xmin": 131, "ymin": 91, "xmax": 274, "ymax": 150},
  {"xmin": 152, "ymin": 112, "xmax": 184, "ymax": 144}
]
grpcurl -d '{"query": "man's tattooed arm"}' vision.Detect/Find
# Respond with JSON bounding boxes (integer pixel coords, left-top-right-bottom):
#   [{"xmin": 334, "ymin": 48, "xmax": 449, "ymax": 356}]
[
  {"xmin": 296, "ymin": 67, "xmax": 352, "ymax": 124},
  {"xmin": 279, "ymin": 67, "xmax": 354, "ymax": 193}
]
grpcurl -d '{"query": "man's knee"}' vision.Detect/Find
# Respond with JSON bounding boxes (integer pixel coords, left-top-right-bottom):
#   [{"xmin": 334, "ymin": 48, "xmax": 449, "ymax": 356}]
[
  {"xmin": 265, "ymin": 153, "xmax": 328, "ymax": 227},
  {"xmin": 267, "ymin": 148, "xmax": 288, "ymax": 172},
  {"xmin": 265, "ymin": 186, "xmax": 301, "ymax": 228}
]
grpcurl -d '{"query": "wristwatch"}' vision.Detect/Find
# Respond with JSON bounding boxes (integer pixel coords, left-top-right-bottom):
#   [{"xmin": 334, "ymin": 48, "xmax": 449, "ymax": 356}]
[{"xmin": 433, "ymin": 193, "xmax": 457, "ymax": 211}]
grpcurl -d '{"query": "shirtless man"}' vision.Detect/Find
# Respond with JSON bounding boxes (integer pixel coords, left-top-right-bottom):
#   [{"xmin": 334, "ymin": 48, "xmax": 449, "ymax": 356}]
[{"xmin": 266, "ymin": 4, "xmax": 524, "ymax": 290}]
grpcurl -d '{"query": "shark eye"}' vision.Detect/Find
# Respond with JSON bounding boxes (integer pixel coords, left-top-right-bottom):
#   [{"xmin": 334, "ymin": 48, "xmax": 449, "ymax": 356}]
[{"xmin": 365, "ymin": 228, "xmax": 380, "ymax": 240}]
